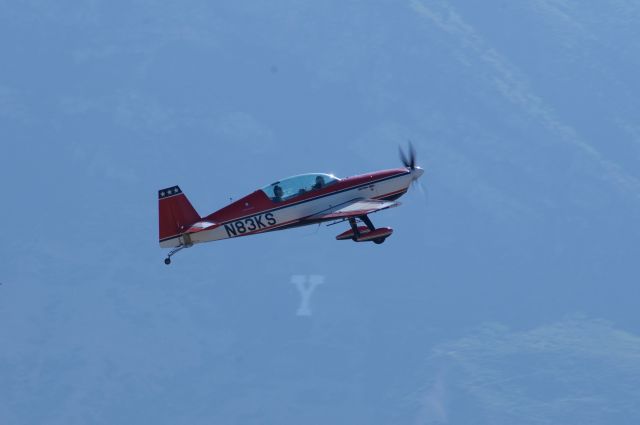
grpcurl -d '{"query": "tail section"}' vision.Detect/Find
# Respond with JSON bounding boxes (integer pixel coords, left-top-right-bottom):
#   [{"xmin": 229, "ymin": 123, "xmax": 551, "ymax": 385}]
[{"xmin": 158, "ymin": 186, "xmax": 200, "ymax": 246}]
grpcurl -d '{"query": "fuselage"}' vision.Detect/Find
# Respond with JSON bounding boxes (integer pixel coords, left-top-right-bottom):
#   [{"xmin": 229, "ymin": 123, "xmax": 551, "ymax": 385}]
[{"xmin": 160, "ymin": 167, "xmax": 421, "ymax": 248}]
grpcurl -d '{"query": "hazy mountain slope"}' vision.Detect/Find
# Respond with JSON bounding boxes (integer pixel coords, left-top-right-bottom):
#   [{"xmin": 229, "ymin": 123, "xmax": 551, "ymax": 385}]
[{"xmin": 1, "ymin": 1, "xmax": 639, "ymax": 424}]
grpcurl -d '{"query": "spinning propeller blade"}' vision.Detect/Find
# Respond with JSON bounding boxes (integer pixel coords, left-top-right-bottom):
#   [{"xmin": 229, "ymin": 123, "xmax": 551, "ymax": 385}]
[
  {"xmin": 399, "ymin": 141, "xmax": 417, "ymax": 170},
  {"xmin": 413, "ymin": 179, "xmax": 429, "ymax": 206},
  {"xmin": 400, "ymin": 141, "xmax": 428, "ymax": 206}
]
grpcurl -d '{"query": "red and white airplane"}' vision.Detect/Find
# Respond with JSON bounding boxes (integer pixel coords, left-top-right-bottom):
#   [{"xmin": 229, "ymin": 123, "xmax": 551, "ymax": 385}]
[{"xmin": 159, "ymin": 145, "xmax": 424, "ymax": 264}]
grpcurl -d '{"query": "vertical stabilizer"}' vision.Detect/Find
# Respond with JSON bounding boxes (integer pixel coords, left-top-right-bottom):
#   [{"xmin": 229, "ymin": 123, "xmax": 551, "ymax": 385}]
[{"xmin": 158, "ymin": 186, "xmax": 200, "ymax": 244}]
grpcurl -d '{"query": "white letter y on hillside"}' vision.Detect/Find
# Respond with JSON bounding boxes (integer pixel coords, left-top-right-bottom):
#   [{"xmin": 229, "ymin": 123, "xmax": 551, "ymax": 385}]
[{"xmin": 291, "ymin": 275, "xmax": 324, "ymax": 316}]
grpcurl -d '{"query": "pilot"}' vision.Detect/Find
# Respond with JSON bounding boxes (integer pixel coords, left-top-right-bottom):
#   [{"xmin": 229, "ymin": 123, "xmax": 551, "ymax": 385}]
[
  {"xmin": 273, "ymin": 185, "xmax": 284, "ymax": 202},
  {"xmin": 312, "ymin": 175, "xmax": 325, "ymax": 190}
]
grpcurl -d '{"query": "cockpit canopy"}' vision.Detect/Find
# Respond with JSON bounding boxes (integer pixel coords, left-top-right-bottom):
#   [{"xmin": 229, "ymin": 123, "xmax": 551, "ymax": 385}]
[{"xmin": 261, "ymin": 173, "xmax": 340, "ymax": 202}]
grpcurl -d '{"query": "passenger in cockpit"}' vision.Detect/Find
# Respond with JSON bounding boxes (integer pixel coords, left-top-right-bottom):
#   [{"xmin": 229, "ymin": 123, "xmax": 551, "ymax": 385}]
[
  {"xmin": 272, "ymin": 185, "xmax": 284, "ymax": 202},
  {"xmin": 312, "ymin": 175, "xmax": 325, "ymax": 190}
]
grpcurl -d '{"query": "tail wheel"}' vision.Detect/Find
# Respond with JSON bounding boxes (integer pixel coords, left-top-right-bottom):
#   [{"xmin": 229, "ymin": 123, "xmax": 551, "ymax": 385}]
[{"xmin": 373, "ymin": 238, "xmax": 386, "ymax": 244}]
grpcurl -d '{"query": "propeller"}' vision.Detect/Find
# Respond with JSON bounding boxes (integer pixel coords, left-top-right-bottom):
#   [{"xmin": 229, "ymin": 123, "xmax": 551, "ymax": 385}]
[
  {"xmin": 399, "ymin": 141, "xmax": 428, "ymax": 205},
  {"xmin": 414, "ymin": 178, "xmax": 429, "ymax": 206},
  {"xmin": 399, "ymin": 141, "xmax": 417, "ymax": 170}
]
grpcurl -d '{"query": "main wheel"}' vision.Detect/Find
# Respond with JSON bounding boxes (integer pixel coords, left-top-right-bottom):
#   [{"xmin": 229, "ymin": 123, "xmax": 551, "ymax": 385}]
[
  {"xmin": 373, "ymin": 238, "xmax": 385, "ymax": 244},
  {"xmin": 164, "ymin": 258, "xmax": 171, "ymax": 265}
]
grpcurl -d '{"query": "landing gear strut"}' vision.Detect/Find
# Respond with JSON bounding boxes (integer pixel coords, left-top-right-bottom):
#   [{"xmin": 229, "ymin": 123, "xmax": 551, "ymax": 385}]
[
  {"xmin": 348, "ymin": 215, "xmax": 378, "ymax": 240},
  {"xmin": 364, "ymin": 215, "xmax": 387, "ymax": 243},
  {"xmin": 164, "ymin": 245, "xmax": 185, "ymax": 265},
  {"xmin": 359, "ymin": 215, "xmax": 376, "ymax": 232},
  {"xmin": 359, "ymin": 215, "xmax": 392, "ymax": 244},
  {"xmin": 346, "ymin": 215, "xmax": 390, "ymax": 244},
  {"xmin": 348, "ymin": 217, "xmax": 361, "ymax": 240},
  {"xmin": 163, "ymin": 234, "xmax": 194, "ymax": 265}
]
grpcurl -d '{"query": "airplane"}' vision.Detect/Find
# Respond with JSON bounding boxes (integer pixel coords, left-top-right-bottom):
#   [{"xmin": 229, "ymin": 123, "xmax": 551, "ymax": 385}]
[{"xmin": 159, "ymin": 145, "xmax": 424, "ymax": 264}]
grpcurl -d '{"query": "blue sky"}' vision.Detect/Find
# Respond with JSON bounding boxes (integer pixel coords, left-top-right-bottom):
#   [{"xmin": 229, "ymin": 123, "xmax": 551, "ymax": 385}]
[{"xmin": 1, "ymin": 1, "xmax": 640, "ymax": 424}]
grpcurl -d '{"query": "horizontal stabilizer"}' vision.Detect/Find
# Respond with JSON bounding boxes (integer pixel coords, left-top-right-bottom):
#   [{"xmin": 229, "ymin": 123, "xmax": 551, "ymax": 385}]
[{"xmin": 184, "ymin": 221, "xmax": 217, "ymax": 234}]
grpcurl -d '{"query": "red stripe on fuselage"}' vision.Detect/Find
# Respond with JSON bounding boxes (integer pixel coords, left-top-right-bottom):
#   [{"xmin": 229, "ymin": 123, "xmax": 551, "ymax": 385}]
[{"xmin": 373, "ymin": 187, "xmax": 407, "ymax": 200}]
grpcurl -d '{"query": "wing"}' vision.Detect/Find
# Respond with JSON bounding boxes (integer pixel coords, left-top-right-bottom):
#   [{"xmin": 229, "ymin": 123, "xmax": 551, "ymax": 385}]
[{"xmin": 306, "ymin": 198, "xmax": 400, "ymax": 220}]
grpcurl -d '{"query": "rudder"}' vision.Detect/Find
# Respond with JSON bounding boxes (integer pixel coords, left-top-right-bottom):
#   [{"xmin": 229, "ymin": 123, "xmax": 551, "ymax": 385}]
[{"xmin": 158, "ymin": 186, "xmax": 200, "ymax": 246}]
